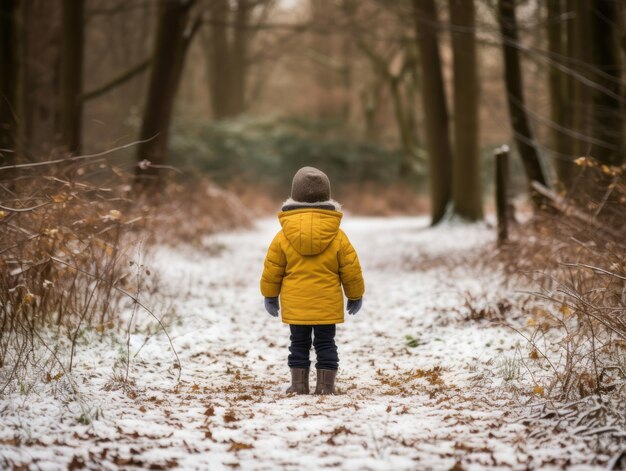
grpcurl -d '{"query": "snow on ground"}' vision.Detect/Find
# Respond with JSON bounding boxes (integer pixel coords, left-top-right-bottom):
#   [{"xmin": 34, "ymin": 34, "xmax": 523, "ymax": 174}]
[{"xmin": 0, "ymin": 216, "xmax": 607, "ymax": 470}]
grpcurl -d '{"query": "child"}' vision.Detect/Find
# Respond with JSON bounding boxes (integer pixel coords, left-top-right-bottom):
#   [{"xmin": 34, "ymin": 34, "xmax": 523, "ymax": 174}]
[{"xmin": 260, "ymin": 167, "xmax": 365, "ymax": 395}]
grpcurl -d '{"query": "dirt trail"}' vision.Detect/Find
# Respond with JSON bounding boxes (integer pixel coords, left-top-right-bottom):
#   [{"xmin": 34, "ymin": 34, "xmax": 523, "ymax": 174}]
[{"xmin": 0, "ymin": 217, "xmax": 599, "ymax": 470}]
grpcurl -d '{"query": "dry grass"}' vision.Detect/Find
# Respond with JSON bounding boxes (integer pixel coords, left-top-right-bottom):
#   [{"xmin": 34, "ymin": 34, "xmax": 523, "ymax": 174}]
[
  {"xmin": 497, "ymin": 159, "xmax": 626, "ymax": 402},
  {"xmin": 147, "ymin": 179, "xmax": 253, "ymax": 247},
  {"xmin": 0, "ymin": 157, "xmax": 250, "ymax": 393}
]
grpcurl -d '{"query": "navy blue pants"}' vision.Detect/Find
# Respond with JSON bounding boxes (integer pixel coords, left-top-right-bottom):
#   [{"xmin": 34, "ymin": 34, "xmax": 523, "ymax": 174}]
[{"xmin": 288, "ymin": 324, "xmax": 338, "ymax": 371}]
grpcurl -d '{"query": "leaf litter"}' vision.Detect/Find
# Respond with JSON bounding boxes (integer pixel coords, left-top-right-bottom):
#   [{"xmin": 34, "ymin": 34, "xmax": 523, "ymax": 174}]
[{"xmin": 0, "ymin": 216, "xmax": 617, "ymax": 469}]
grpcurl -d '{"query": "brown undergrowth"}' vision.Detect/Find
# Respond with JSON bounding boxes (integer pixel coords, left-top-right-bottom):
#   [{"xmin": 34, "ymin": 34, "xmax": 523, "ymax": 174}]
[
  {"xmin": 0, "ymin": 155, "xmax": 250, "ymax": 394},
  {"xmin": 494, "ymin": 159, "xmax": 626, "ymax": 453}
]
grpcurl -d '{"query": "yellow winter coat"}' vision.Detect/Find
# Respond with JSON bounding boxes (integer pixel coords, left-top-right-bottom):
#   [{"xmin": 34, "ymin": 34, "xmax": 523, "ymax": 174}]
[{"xmin": 260, "ymin": 208, "xmax": 365, "ymax": 325}]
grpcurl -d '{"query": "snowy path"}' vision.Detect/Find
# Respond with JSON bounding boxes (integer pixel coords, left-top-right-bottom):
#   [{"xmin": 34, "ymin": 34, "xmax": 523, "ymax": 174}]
[{"xmin": 1, "ymin": 217, "xmax": 600, "ymax": 470}]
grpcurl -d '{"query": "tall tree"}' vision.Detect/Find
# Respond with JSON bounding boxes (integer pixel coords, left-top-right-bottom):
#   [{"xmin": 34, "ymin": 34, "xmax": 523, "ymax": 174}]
[
  {"xmin": 206, "ymin": 0, "xmax": 254, "ymax": 119},
  {"xmin": 59, "ymin": 0, "xmax": 84, "ymax": 155},
  {"xmin": 0, "ymin": 0, "xmax": 19, "ymax": 166},
  {"xmin": 546, "ymin": 0, "xmax": 575, "ymax": 189},
  {"xmin": 570, "ymin": 0, "xmax": 592, "ymax": 159},
  {"xmin": 450, "ymin": 0, "xmax": 482, "ymax": 220},
  {"xmin": 588, "ymin": 0, "xmax": 624, "ymax": 166},
  {"xmin": 17, "ymin": 0, "xmax": 61, "ymax": 160},
  {"xmin": 498, "ymin": 0, "xmax": 548, "ymax": 206},
  {"xmin": 207, "ymin": 0, "xmax": 231, "ymax": 119},
  {"xmin": 231, "ymin": 0, "xmax": 251, "ymax": 116},
  {"xmin": 412, "ymin": 0, "xmax": 453, "ymax": 225},
  {"xmin": 554, "ymin": 0, "xmax": 623, "ymax": 169},
  {"xmin": 136, "ymin": 0, "xmax": 197, "ymax": 187},
  {"xmin": 341, "ymin": 0, "xmax": 421, "ymax": 172}
]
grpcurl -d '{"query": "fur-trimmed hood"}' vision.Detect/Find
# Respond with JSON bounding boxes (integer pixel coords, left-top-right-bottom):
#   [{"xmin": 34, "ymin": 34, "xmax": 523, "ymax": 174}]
[{"xmin": 281, "ymin": 198, "xmax": 342, "ymax": 212}]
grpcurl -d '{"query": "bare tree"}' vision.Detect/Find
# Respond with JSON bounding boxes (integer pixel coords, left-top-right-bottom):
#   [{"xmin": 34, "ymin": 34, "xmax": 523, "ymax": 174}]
[
  {"xmin": 588, "ymin": 0, "xmax": 624, "ymax": 166},
  {"xmin": 0, "ymin": 0, "xmax": 18, "ymax": 165},
  {"xmin": 498, "ymin": 0, "xmax": 548, "ymax": 206},
  {"xmin": 570, "ymin": 0, "xmax": 591, "ymax": 160},
  {"xmin": 450, "ymin": 0, "xmax": 482, "ymax": 220},
  {"xmin": 59, "ymin": 0, "xmax": 85, "ymax": 155},
  {"xmin": 207, "ymin": 0, "xmax": 231, "ymax": 119},
  {"xmin": 412, "ymin": 0, "xmax": 453, "ymax": 224},
  {"xmin": 136, "ymin": 0, "xmax": 198, "ymax": 187},
  {"xmin": 231, "ymin": 0, "xmax": 252, "ymax": 116},
  {"xmin": 546, "ymin": 0, "xmax": 575, "ymax": 188},
  {"xmin": 206, "ymin": 0, "xmax": 262, "ymax": 119},
  {"xmin": 340, "ymin": 1, "xmax": 421, "ymax": 172},
  {"xmin": 16, "ymin": 0, "xmax": 61, "ymax": 160}
]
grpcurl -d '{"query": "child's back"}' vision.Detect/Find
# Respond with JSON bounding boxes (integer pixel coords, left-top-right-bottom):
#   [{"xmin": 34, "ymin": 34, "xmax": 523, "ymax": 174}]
[
  {"xmin": 260, "ymin": 167, "xmax": 365, "ymax": 395},
  {"xmin": 261, "ymin": 205, "xmax": 363, "ymax": 325}
]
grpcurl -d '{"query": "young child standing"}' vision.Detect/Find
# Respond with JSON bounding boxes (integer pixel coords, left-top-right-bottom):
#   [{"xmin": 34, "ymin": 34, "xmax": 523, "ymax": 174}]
[{"xmin": 260, "ymin": 167, "xmax": 365, "ymax": 395}]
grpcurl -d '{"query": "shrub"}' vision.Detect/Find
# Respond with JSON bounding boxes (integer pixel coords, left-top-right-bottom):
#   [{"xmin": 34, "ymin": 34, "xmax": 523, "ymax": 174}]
[
  {"xmin": 0, "ymin": 153, "xmax": 250, "ymax": 393},
  {"xmin": 169, "ymin": 115, "xmax": 424, "ymax": 192},
  {"xmin": 499, "ymin": 159, "xmax": 626, "ymax": 401}
]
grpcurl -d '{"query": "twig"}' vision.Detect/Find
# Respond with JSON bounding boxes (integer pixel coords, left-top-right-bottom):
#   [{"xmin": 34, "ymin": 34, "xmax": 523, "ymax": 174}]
[
  {"xmin": 560, "ymin": 262, "xmax": 626, "ymax": 282},
  {"xmin": 0, "ymin": 138, "xmax": 156, "ymax": 172},
  {"xmin": 0, "ymin": 202, "xmax": 51, "ymax": 212},
  {"xmin": 530, "ymin": 181, "xmax": 623, "ymax": 240},
  {"xmin": 49, "ymin": 256, "xmax": 182, "ymax": 382},
  {"xmin": 498, "ymin": 321, "xmax": 563, "ymax": 388}
]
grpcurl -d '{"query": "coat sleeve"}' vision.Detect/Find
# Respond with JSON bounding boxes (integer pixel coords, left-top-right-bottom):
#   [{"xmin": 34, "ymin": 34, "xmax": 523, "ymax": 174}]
[
  {"xmin": 260, "ymin": 232, "xmax": 287, "ymax": 297},
  {"xmin": 338, "ymin": 231, "xmax": 365, "ymax": 300}
]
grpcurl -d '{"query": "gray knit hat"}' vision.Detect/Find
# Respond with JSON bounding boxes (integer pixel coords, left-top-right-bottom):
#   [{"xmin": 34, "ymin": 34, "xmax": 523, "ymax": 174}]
[{"xmin": 291, "ymin": 166, "xmax": 331, "ymax": 203}]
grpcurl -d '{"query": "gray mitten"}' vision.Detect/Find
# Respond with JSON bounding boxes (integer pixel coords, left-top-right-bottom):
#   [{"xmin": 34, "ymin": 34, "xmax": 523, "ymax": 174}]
[
  {"xmin": 264, "ymin": 297, "xmax": 279, "ymax": 317},
  {"xmin": 347, "ymin": 298, "xmax": 362, "ymax": 315}
]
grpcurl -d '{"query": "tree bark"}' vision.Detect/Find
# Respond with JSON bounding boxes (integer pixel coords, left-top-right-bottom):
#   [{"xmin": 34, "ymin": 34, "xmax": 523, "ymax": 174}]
[
  {"xmin": 497, "ymin": 0, "xmax": 548, "ymax": 206},
  {"xmin": 450, "ymin": 0, "xmax": 482, "ymax": 220},
  {"xmin": 16, "ymin": 0, "xmax": 61, "ymax": 160},
  {"xmin": 588, "ymin": 0, "xmax": 623, "ymax": 166},
  {"xmin": 310, "ymin": 0, "xmax": 340, "ymax": 119},
  {"xmin": 59, "ymin": 0, "xmax": 84, "ymax": 156},
  {"xmin": 570, "ymin": 0, "xmax": 591, "ymax": 158},
  {"xmin": 206, "ymin": 0, "xmax": 252, "ymax": 119},
  {"xmin": 136, "ymin": 0, "xmax": 194, "ymax": 187},
  {"xmin": 546, "ymin": 0, "xmax": 576, "ymax": 189},
  {"xmin": 494, "ymin": 147, "xmax": 509, "ymax": 245},
  {"xmin": 412, "ymin": 0, "xmax": 453, "ymax": 225},
  {"xmin": 207, "ymin": 0, "xmax": 231, "ymax": 119},
  {"xmin": 0, "ymin": 0, "xmax": 19, "ymax": 166},
  {"xmin": 231, "ymin": 0, "xmax": 251, "ymax": 116}
]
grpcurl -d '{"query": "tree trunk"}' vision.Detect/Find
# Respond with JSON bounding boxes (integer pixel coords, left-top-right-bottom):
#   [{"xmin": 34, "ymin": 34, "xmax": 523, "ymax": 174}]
[
  {"xmin": 0, "ymin": 0, "xmax": 19, "ymax": 166},
  {"xmin": 546, "ymin": 0, "xmax": 576, "ymax": 189},
  {"xmin": 450, "ymin": 0, "xmax": 482, "ymax": 220},
  {"xmin": 136, "ymin": 0, "xmax": 194, "ymax": 187},
  {"xmin": 17, "ymin": 0, "xmax": 61, "ymax": 160},
  {"xmin": 59, "ymin": 0, "xmax": 84, "ymax": 156},
  {"xmin": 497, "ymin": 0, "xmax": 548, "ymax": 206},
  {"xmin": 588, "ymin": 0, "xmax": 623, "ymax": 166},
  {"xmin": 360, "ymin": 78, "xmax": 383, "ymax": 142},
  {"xmin": 207, "ymin": 0, "xmax": 231, "ymax": 119},
  {"xmin": 570, "ymin": 0, "xmax": 591, "ymax": 158},
  {"xmin": 412, "ymin": 0, "xmax": 453, "ymax": 225},
  {"xmin": 230, "ymin": 0, "xmax": 251, "ymax": 116},
  {"xmin": 389, "ymin": 75, "xmax": 413, "ymax": 162}
]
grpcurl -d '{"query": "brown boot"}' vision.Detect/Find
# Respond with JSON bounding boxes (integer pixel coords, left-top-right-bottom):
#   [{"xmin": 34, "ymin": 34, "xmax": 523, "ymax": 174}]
[
  {"xmin": 286, "ymin": 368, "xmax": 309, "ymax": 394},
  {"xmin": 314, "ymin": 369, "xmax": 337, "ymax": 395}
]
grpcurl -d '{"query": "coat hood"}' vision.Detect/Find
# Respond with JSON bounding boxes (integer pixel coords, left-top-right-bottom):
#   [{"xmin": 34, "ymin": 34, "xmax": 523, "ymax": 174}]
[{"xmin": 278, "ymin": 208, "xmax": 342, "ymax": 256}]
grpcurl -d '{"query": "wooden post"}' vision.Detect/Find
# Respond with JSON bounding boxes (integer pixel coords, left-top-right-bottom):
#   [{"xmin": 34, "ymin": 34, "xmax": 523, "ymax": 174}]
[{"xmin": 495, "ymin": 145, "xmax": 509, "ymax": 245}]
